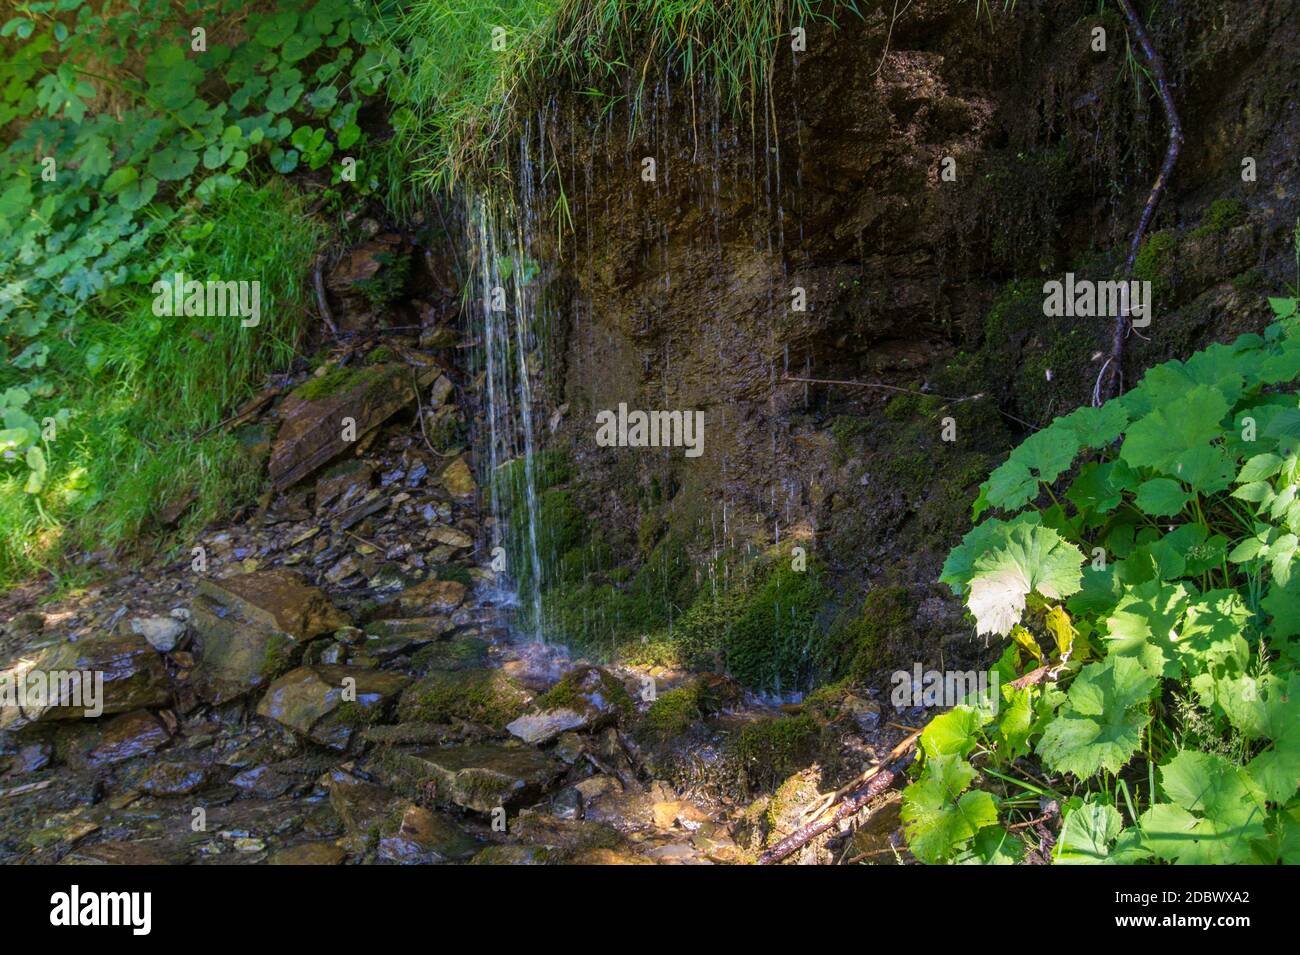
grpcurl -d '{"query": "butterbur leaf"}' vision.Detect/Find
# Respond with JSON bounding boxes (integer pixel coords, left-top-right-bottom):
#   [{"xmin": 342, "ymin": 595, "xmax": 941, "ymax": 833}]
[
  {"xmin": 984, "ymin": 424, "xmax": 1080, "ymax": 511},
  {"xmin": 1139, "ymin": 751, "xmax": 1269, "ymax": 864},
  {"xmin": 954, "ymin": 825, "xmax": 1023, "ymax": 865},
  {"xmin": 901, "ymin": 754, "xmax": 999, "ymax": 864},
  {"xmin": 1120, "ymin": 384, "xmax": 1230, "ymax": 478},
  {"xmin": 966, "ymin": 523, "xmax": 1084, "ymax": 637},
  {"xmin": 1037, "ymin": 656, "xmax": 1156, "ymax": 778},
  {"xmin": 1055, "ymin": 796, "xmax": 1123, "ymax": 864},
  {"xmin": 1103, "ymin": 579, "xmax": 1188, "ymax": 678},
  {"xmin": 1133, "ymin": 477, "xmax": 1190, "ymax": 516},
  {"xmin": 1262, "ymin": 576, "xmax": 1300, "ymax": 638},
  {"xmin": 919, "ymin": 705, "xmax": 985, "ymax": 759}
]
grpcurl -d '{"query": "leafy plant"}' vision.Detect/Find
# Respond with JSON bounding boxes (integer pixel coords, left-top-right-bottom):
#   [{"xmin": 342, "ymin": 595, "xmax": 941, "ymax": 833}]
[{"xmin": 905, "ymin": 291, "xmax": 1300, "ymax": 864}]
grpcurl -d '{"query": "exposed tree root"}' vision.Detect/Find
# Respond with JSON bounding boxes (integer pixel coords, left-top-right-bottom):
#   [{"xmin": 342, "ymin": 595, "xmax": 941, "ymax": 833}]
[{"xmin": 1096, "ymin": 0, "xmax": 1184, "ymax": 405}]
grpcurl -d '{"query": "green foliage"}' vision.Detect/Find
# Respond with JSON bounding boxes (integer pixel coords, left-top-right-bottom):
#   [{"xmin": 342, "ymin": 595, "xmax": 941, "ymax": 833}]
[
  {"xmin": 908, "ymin": 289, "xmax": 1300, "ymax": 864},
  {"xmin": 0, "ymin": 0, "xmax": 400, "ymax": 583}
]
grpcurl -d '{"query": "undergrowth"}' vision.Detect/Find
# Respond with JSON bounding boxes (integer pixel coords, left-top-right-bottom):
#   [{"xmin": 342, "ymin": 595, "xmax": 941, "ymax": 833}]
[{"xmin": 900, "ymin": 284, "xmax": 1300, "ymax": 865}]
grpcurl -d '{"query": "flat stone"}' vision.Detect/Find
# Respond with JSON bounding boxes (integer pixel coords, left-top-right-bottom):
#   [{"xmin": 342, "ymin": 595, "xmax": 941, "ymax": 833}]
[
  {"xmin": 396, "ymin": 668, "xmax": 529, "ymax": 728},
  {"xmin": 269, "ymin": 363, "xmax": 436, "ymax": 491},
  {"xmin": 256, "ymin": 665, "xmax": 408, "ymax": 750},
  {"xmin": 137, "ymin": 760, "xmax": 210, "ymax": 796},
  {"xmin": 191, "ymin": 569, "xmax": 349, "ymax": 704},
  {"xmin": 506, "ymin": 707, "xmax": 589, "ymax": 745},
  {"xmin": 427, "ymin": 525, "xmax": 474, "ymax": 548},
  {"xmin": 393, "ymin": 578, "xmax": 466, "ymax": 614},
  {"xmin": 269, "ymin": 842, "xmax": 348, "ymax": 865},
  {"xmin": 390, "ymin": 743, "xmax": 564, "ymax": 812},
  {"xmin": 324, "ymin": 768, "xmax": 399, "ymax": 841},
  {"xmin": 409, "ymin": 635, "xmax": 490, "ymax": 674},
  {"xmin": 84, "ymin": 710, "xmax": 170, "ymax": 767},
  {"xmin": 315, "ymin": 459, "xmax": 373, "ymax": 510},
  {"xmin": 377, "ymin": 805, "xmax": 479, "ymax": 864},
  {"xmin": 0, "ymin": 634, "xmax": 171, "ymax": 728}
]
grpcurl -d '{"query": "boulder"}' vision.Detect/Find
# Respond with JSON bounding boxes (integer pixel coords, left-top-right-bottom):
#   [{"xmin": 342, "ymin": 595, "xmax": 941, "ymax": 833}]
[
  {"xmin": 191, "ymin": 570, "xmax": 348, "ymax": 704},
  {"xmin": 269, "ymin": 363, "xmax": 438, "ymax": 491},
  {"xmin": 396, "ymin": 668, "xmax": 529, "ymax": 729},
  {"xmin": 389, "ymin": 743, "xmax": 564, "ymax": 812},
  {"xmin": 256, "ymin": 665, "xmax": 408, "ymax": 750},
  {"xmin": 0, "ymin": 634, "xmax": 171, "ymax": 728}
]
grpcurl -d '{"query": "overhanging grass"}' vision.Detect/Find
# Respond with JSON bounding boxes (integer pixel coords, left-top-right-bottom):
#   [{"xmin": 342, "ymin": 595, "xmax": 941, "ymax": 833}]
[
  {"xmin": 383, "ymin": 0, "xmax": 862, "ymax": 194},
  {"xmin": 0, "ymin": 181, "xmax": 322, "ymax": 586}
]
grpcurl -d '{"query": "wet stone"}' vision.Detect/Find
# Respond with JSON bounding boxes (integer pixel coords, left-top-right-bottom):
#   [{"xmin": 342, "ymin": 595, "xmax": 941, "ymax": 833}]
[
  {"xmin": 190, "ymin": 569, "xmax": 349, "ymax": 705},
  {"xmin": 256, "ymin": 665, "xmax": 408, "ymax": 750},
  {"xmin": 388, "ymin": 743, "xmax": 565, "ymax": 813},
  {"xmin": 377, "ymin": 804, "xmax": 479, "ymax": 864},
  {"xmin": 84, "ymin": 710, "xmax": 170, "ymax": 767}
]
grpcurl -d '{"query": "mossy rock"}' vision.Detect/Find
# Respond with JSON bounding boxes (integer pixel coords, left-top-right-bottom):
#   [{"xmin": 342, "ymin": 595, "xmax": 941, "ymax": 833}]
[
  {"xmin": 395, "ymin": 668, "xmax": 530, "ymax": 728},
  {"xmin": 817, "ymin": 585, "xmax": 914, "ymax": 684},
  {"xmin": 408, "ymin": 635, "xmax": 491, "ymax": 674},
  {"xmin": 533, "ymin": 665, "xmax": 634, "ymax": 719},
  {"xmin": 1189, "ymin": 198, "xmax": 1246, "ymax": 239},
  {"xmin": 727, "ymin": 714, "xmax": 821, "ymax": 795}
]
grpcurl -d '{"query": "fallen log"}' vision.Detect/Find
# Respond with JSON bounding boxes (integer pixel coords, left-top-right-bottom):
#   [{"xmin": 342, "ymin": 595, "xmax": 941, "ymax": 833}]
[{"xmin": 758, "ymin": 730, "xmax": 921, "ymax": 865}]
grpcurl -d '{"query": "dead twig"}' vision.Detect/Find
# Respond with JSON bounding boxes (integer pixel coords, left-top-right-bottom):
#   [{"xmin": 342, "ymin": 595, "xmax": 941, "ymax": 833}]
[
  {"xmin": 761, "ymin": 730, "xmax": 921, "ymax": 865},
  {"xmin": 314, "ymin": 254, "xmax": 340, "ymax": 338},
  {"xmin": 784, "ymin": 375, "xmax": 1040, "ymax": 432}
]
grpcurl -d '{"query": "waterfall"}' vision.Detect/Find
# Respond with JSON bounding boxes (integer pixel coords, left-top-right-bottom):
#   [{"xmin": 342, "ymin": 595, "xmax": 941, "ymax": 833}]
[{"xmin": 467, "ymin": 193, "xmax": 547, "ymax": 643}]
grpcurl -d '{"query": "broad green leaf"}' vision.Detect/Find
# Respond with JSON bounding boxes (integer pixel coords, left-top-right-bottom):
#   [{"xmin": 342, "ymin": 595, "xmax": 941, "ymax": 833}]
[
  {"xmin": 954, "ymin": 825, "xmax": 1024, "ymax": 865},
  {"xmin": 1120, "ymin": 384, "xmax": 1230, "ymax": 478},
  {"xmin": 901, "ymin": 754, "xmax": 999, "ymax": 864},
  {"xmin": 1103, "ymin": 579, "xmax": 1189, "ymax": 678},
  {"xmin": 1133, "ymin": 477, "xmax": 1190, "ymax": 516},
  {"xmin": 966, "ymin": 523, "xmax": 1084, "ymax": 637},
  {"xmin": 1055, "ymin": 796, "xmax": 1123, "ymax": 864},
  {"xmin": 919, "ymin": 705, "xmax": 985, "ymax": 759},
  {"xmin": 1037, "ymin": 656, "xmax": 1155, "ymax": 778},
  {"xmin": 1139, "ymin": 750, "xmax": 1268, "ymax": 864}
]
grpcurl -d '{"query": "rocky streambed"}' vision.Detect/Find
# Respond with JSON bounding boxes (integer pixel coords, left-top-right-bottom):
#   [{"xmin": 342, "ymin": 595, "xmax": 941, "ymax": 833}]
[{"xmin": 0, "ymin": 336, "xmax": 913, "ymax": 866}]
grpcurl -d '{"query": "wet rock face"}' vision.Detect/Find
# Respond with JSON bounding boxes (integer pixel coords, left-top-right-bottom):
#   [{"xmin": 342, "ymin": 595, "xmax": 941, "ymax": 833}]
[
  {"xmin": 191, "ymin": 569, "xmax": 349, "ymax": 705},
  {"xmin": 512, "ymin": 0, "xmax": 1300, "ymax": 647}
]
